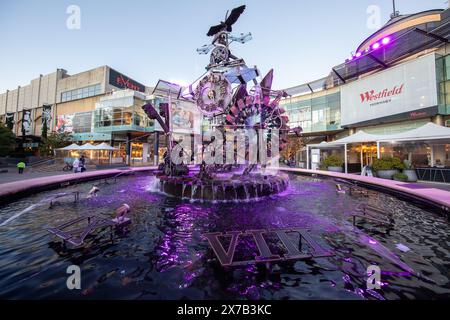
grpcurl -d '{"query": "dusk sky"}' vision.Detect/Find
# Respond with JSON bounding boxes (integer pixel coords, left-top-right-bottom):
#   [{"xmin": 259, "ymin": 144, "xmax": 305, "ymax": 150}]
[{"xmin": 0, "ymin": 0, "xmax": 447, "ymax": 93}]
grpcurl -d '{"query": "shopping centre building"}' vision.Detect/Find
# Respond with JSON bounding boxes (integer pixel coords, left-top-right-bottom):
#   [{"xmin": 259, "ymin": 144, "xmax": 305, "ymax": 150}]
[
  {"xmin": 280, "ymin": 7, "xmax": 450, "ymax": 174},
  {"xmin": 0, "ymin": 66, "xmax": 198, "ymax": 165}
]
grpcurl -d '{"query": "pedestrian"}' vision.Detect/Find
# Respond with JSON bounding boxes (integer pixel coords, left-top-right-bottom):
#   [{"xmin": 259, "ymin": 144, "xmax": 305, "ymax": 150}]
[
  {"xmin": 17, "ymin": 161, "xmax": 26, "ymax": 174},
  {"xmin": 72, "ymin": 158, "xmax": 80, "ymax": 173},
  {"xmin": 79, "ymin": 155, "xmax": 86, "ymax": 172}
]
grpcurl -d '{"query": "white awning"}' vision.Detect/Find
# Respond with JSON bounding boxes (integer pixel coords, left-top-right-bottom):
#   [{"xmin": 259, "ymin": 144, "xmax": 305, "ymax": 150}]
[
  {"xmin": 307, "ymin": 123, "xmax": 450, "ymax": 147},
  {"xmin": 78, "ymin": 143, "xmax": 96, "ymax": 150},
  {"xmin": 307, "ymin": 131, "xmax": 380, "ymax": 147},
  {"xmin": 93, "ymin": 142, "xmax": 118, "ymax": 150},
  {"xmin": 329, "ymin": 131, "xmax": 380, "ymax": 145},
  {"xmin": 378, "ymin": 122, "xmax": 450, "ymax": 142},
  {"xmin": 56, "ymin": 143, "xmax": 81, "ymax": 150}
]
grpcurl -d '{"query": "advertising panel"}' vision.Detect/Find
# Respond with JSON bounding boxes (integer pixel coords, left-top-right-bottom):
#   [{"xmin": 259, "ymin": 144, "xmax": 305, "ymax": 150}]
[
  {"xmin": 154, "ymin": 100, "xmax": 202, "ymax": 135},
  {"xmin": 56, "ymin": 114, "xmax": 74, "ymax": 133},
  {"xmin": 109, "ymin": 68, "xmax": 146, "ymax": 93},
  {"xmin": 22, "ymin": 109, "xmax": 32, "ymax": 136},
  {"xmin": 341, "ymin": 54, "xmax": 438, "ymax": 126}
]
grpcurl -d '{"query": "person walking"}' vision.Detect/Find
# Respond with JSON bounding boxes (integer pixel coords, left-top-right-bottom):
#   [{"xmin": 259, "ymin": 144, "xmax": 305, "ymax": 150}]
[
  {"xmin": 72, "ymin": 158, "xmax": 80, "ymax": 173},
  {"xmin": 79, "ymin": 155, "xmax": 86, "ymax": 172},
  {"xmin": 17, "ymin": 161, "xmax": 26, "ymax": 174}
]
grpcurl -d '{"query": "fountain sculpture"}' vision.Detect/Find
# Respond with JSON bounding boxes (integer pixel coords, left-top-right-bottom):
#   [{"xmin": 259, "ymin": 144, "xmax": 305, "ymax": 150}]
[{"xmin": 142, "ymin": 5, "xmax": 301, "ymax": 201}]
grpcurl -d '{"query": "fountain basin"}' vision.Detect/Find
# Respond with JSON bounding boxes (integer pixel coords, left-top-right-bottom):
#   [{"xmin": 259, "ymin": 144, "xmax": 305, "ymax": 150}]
[{"xmin": 157, "ymin": 172, "xmax": 289, "ymax": 201}]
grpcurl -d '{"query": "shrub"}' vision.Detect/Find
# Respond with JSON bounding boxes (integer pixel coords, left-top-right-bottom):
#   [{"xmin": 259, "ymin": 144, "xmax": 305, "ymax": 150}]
[
  {"xmin": 403, "ymin": 159, "xmax": 414, "ymax": 170},
  {"xmin": 322, "ymin": 155, "xmax": 343, "ymax": 168},
  {"xmin": 393, "ymin": 172, "xmax": 408, "ymax": 182},
  {"xmin": 0, "ymin": 124, "xmax": 16, "ymax": 156},
  {"xmin": 372, "ymin": 157, "xmax": 405, "ymax": 171}
]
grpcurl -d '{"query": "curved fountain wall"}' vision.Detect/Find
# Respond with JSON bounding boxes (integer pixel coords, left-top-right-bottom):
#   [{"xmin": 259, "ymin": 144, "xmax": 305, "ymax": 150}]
[{"xmin": 158, "ymin": 173, "xmax": 289, "ymax": 202}]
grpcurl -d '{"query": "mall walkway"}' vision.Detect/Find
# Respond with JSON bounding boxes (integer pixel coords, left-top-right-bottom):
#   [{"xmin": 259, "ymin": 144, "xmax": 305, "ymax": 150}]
[
  {"xmin": 2, "ymin": 166, "xmax": 450, "ymax": 192},
  {"xmin": 0, "ymin": 168, "xmax": 94, "ymax": 184}
]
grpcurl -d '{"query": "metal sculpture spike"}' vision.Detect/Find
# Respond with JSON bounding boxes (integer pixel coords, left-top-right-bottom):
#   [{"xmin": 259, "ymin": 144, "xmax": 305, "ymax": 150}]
[
  {"xmin": 260, "ymin": 69, "xmax": 274, "ymax": 98},
  {"xmin": 232, "ymin": 84, "xmax": 248, "ymax": 103}
]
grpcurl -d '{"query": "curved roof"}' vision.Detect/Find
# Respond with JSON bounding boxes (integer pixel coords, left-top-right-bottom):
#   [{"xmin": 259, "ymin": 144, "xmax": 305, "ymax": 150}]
[{"xmin": 356, "ymin": 9, "xmax": 443, "ymax": 53}]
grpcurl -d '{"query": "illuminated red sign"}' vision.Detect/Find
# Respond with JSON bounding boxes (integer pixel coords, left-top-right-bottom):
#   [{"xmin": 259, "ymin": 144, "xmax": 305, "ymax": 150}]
[
  {"xmin": 109, "ymin": 69, "xmax": 145, "ymax": 92},
  {"xmin": 360, "ymin": 84, "xmax": 404, "ymax": 103}
]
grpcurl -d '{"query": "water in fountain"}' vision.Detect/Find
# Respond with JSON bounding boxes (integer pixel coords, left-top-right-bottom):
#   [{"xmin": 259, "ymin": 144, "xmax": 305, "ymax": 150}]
[{"xmin": 0, "ymin": 173, "xmax": 448, "ymax": 299}]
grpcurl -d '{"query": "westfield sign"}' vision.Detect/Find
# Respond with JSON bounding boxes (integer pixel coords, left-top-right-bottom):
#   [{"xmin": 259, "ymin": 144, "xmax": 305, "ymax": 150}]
[{"xmin": 360, "ymin": 84, "xmax": 404, "ymax": 103}]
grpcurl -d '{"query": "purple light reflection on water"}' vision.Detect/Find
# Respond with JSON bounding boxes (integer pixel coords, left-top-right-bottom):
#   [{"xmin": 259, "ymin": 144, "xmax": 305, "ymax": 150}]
[{"xmin": 0, "ymin": 173, "xmax": 448, "ymax": 300}]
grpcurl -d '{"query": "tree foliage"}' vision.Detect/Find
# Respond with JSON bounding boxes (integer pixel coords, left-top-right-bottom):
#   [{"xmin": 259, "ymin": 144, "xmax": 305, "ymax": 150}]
[
  {"xmin": 39, "ymin": 132, "xmax": 72, "ymax": 156},
  {"xmin": 280, "ymin": 136, "xmax": 303, "ymax": 160},
  {"xmin": 0, "ymin": 124, "xmax": 16, "ymax": 156},
  {"xmin": 322, "ymin": 155, "xmax": 343, "ymax": 168},
  {"xmin": 372, "ymin": 156, "xmax": 405, "ymax": 171}
]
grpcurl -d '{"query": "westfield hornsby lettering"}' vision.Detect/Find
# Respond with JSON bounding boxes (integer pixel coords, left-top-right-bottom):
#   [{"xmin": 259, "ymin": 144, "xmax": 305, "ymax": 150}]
[{"xmin": 360, "ymin": 84, "xmax": 404, "ymax": 104}]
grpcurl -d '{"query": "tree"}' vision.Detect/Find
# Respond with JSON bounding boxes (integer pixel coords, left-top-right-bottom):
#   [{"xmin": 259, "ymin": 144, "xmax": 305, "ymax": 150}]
[
  {"xmin": 0, "ymin": 124, "xmax": 16, "ymax": 156},
  {"xmin": 281, "ymin": 136, "xmax": 303, "ymax": 161},
  {"xmin": 41, "ymin": 119, "xmax": 48, "ymax": 139},
  {"xmin": 39, "ymin": 132, "xmax": 73, "ymax": 156}
]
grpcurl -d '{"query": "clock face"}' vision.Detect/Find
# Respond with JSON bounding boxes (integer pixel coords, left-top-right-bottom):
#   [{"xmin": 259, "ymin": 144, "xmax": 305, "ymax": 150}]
[
  {"xmin": 195, "ymin": 73, "xmax": 232, "ymax": 117},
  {"xmin": 210, "ymin": 45, "xmax": 229, "ymax": 65}
]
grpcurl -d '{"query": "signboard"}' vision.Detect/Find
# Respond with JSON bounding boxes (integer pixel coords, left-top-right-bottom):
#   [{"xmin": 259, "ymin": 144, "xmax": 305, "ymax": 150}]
[
  {"xmin": 155, "ymin": 100, "xmax": 202, "ymax": 135},
  {"xmin": 5, "ymin": 113, "xmax": 14, "ymax": 130},
  {"xmin": 22, "ymin": 109, "xmax": 32, "ymax": 136},
  {"xmin": 56, "ymin": 114, "xmax": 74, "ymax": 133},
  {"xmin": 341, "ymin": 53, "xmax": 438, "ymax": 127},
  {"xmin": 42, "ymin": 105, "xmax": 52, "ymax": 129},
  {"xmin": 109, "ymin": 68, "xmax": 145, "ymax": 93}
]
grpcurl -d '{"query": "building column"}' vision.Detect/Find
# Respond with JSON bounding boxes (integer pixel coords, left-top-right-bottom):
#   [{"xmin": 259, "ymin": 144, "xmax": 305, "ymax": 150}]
[
  {"xmin": 430, "ymin": 144, "xmax": 434, "ymax": 166},
  {"xmin": 306, "ymin": 145, "xmax": 309, "ymax": 170},
  {"xmin": 154, "ymin": 131, "xmax": 159, "ymax": 165},
  {"xmin": 376, "ymin": 141, "xmax": 381, "ymax": 159},
  {"xmin": 433, "ymin": 115, "xmax": 444, "ymax": 126},
  {"xmin": 344, "ymin": 143, "xmax": 348, "ymax": 174},
  {"xmin": 360, "ymin": 144, "xmax": 364, "ymax": 172},
  {"xmin": 110, "ymin": 135, "xmax": 114, "ymax": 164},
  {"xmin": 125, "ymin": 133, "xmax": 131, "ymax": 165}
]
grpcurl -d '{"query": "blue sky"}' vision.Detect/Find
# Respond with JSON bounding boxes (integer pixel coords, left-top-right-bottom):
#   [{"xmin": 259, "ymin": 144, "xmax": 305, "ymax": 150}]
[{"xmin": 0, "ymin": 0, "xmax": 447, "ymax": 93}]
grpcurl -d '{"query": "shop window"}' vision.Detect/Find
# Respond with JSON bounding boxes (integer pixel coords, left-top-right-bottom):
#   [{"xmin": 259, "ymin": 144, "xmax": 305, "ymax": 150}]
[{"xmin": 60, "ymin": 84, "xmax": 102, "ymax": 103}]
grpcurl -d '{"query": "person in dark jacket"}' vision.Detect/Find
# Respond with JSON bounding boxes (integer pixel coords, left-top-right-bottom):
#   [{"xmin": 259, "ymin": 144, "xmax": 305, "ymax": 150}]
[{"xmin": 79, "ymin": 155, "xmax": 86, "ymax": 172}]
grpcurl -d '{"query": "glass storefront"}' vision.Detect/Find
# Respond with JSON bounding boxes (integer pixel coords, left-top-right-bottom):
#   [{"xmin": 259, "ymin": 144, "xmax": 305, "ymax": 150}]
[
  {"xmin": 436, "ymin": 54, "xmax": 450, "ymax": 113},
  {"xmin": 281, "ymin": 92, "xmax": 341, "ymax": 133},
  {"xmin": 379, "ymin": 141, "xmax": 450, "ymax": 168},
  {"xmin": 94, "ymin": 94, "xmax": 153, "ymax": 132}
]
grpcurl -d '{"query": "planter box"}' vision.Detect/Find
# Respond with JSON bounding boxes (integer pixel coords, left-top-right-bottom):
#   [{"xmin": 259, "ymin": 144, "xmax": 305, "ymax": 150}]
[
  {"xmin": 328, "ymin": 166, "xmax": 343, "ymax": 173},
  {"xmin": 403, "ymin": 169, "xmax": 418, "ymax": 182},
  {"xmin": 376, "ymin": 169, "xmax": 399, "ymax": 180}
]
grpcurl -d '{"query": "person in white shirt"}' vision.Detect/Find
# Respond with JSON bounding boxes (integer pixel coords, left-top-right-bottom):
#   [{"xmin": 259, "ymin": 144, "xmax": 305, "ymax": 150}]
[{"xmin": 72, "ymin": 158, "xmax": 80, "ymax": 173}]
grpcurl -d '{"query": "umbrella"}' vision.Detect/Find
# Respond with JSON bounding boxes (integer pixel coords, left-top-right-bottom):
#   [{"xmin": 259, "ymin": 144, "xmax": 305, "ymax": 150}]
[
  {"xmin": 78, "ymin": 143, "xmax": 96, "ymax": 150},
  {"xmin": 94, "ymin": 142, "xmax": 118, "ymax": 151},
  {"xmin": 56, "ymin": 143, "xmax": 81, "ymax": 150}
]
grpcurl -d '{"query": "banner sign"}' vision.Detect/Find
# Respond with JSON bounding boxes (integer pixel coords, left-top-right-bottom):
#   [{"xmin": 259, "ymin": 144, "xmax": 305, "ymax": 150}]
[
  {"xmin": 42, "ymin": 104, "xmax": 52, "ymax": 128},
  {"xmin": 341, "ymin": 53, "xmax": 438, "ymax": 127},
  {"xmin": 22, "ymin": 109, "xmax": 32, "ymax": 136},
  {"xmin": 5, "ymin": 113, "xmax": 14, "ymax": 130},
  {"xmin": 56, "ymin": 114, "xmax": 74, "ymax": 133},
  {"xmin": 109, "ymin": 68, "xmax": 145, "ymax": 93},
  {"xmin": 154, "ymin": 100, "xmax": 202, "ymax": 135}
]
